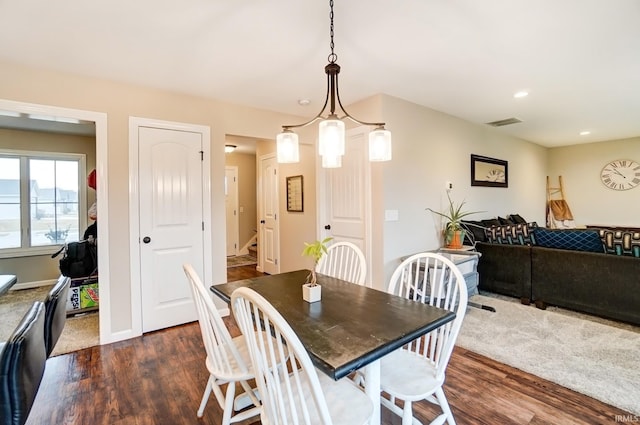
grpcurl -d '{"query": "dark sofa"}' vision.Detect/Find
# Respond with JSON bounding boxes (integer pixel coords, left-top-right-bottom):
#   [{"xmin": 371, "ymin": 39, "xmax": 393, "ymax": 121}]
[{"xmin": 475, "ymin": 226, "xmax": 640, "ymax": 326}]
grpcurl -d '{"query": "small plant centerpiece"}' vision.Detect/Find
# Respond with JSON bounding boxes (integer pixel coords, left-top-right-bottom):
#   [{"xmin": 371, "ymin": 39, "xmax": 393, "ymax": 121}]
[
  {"xmin": 427, "ymin": 193, "xmax": 483, "ymax": 249},
  {"xmin": 301, "ymin": 237, "xmax": 332, "ymax": 302}
]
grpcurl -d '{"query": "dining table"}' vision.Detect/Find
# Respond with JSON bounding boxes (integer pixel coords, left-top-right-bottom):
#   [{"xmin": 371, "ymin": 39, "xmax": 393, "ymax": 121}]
[{"xmin": 210, "ymin": 269, "xmax": 456, "ymax": 425}]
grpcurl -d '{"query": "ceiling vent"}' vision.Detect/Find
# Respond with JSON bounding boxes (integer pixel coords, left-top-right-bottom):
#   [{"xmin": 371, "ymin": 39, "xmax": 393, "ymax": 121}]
[{"xmin": 485, "ymin": 117, "xmax": 522, "ymax": 127}]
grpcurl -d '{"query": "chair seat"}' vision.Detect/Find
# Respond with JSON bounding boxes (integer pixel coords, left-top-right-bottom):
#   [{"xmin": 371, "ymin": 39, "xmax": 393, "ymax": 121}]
[
  {"xmin": 261, "ymin": 370, "xmax": 373, "ymax": 425},
  {"xmin": 380, "ymin": 346, "xmax": 444, "ymax": 400},
  {"xmin": 205, "ymin": 334, "xmax": 254, "ymax": 382}
]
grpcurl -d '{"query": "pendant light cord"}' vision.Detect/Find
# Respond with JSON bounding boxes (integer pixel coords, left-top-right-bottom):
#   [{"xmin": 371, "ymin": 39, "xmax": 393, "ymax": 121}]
[
  {"xmin": 280, "ymin": 0, "xmax": 386, "ymax": 130},
  {"xmin": 329, "ymin": 0, "xmax": 337, "ymax": 64}
]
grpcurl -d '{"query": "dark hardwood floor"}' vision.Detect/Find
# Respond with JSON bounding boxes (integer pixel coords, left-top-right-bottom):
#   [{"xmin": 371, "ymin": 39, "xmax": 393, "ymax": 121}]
[{"xmin": 26, "ymin": 265, "xmax": 631, "ymax": 425}]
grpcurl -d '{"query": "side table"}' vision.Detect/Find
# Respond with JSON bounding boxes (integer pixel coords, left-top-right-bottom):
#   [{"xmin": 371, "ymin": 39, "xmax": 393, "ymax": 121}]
[{"xmin": 429, "ymin": 249, "xmax": 496, "ymax": 313}]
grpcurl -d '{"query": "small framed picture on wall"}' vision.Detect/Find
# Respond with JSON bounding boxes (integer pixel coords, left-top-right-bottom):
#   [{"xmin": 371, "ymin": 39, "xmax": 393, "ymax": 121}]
[
  {"xmin": 471, "ymin": 154, "xmax": 508, "ymax": 188},
  {"xmin": 286, "ymin": 175, "xmax": 304, "ymax": 212}
]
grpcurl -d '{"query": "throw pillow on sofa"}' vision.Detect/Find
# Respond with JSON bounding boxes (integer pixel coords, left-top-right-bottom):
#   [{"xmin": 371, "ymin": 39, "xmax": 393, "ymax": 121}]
[
  {"xmin": 532, "ymin": 228, "xmax": 605, "ymax": 253},
  {"xmin": 597, "ymin": 229, "xmax": 640, "ymax": 257},
  {"xmin": 508, "ymin": 213, "xmax": 527, "ymax": 224},
  {"xmin": 485, "ymin": 222, "xmax": 538, "ymax": 245},
  {"xmin": 481, "ymin": 218, "xmax": 501, "ymax": 227},
  {"xmin": 461, "ymin": 220, "xmax": 487, "ymax": 244}
]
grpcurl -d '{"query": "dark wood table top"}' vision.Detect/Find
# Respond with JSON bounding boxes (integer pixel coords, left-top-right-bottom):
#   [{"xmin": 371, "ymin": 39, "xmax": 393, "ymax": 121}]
[{"xmin": 211, "ymin": 269, "xmax": 455, "ymax": 380}]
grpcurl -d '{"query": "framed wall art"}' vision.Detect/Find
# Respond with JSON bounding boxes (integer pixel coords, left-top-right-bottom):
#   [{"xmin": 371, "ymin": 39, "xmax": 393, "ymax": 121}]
[
  {"xmin": 286, "ymin": 175, "xmax": 304, "ymax": 212},
  {"xmin": 471, "ymin": 154, "xmax": 508, "ymax": 188}
]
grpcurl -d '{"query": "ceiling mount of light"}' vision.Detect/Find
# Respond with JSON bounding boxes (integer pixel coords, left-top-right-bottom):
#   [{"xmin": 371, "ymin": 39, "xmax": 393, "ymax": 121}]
[
  {"xmin": 225, "ymin": 144, "xmax": 237, "ymax": 153},
  {"xmin": 276, "ymin": 0, "xmax": 392, "ymax": 167}
]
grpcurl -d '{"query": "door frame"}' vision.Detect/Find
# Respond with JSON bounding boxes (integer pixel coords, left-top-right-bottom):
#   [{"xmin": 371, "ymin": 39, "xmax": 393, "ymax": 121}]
[
  {"xmin": 0, "ymin": 99, "xmax": 111, "ymax": 343},
  {"xmin": 128, "ymin": 117, "xmax": 212, "ymax": 337}
]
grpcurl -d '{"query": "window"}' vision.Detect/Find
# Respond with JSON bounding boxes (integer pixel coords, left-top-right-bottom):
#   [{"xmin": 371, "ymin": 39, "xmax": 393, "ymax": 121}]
[{"xmin": 0, "ymin": 150, "xmax": 86, "ymax": 257}]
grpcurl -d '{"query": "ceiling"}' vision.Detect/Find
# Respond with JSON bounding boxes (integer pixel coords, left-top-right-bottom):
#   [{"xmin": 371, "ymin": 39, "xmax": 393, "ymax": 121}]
[{"xmin": 1, "ymin": 0, "xmax": 639, "ymax": 148}]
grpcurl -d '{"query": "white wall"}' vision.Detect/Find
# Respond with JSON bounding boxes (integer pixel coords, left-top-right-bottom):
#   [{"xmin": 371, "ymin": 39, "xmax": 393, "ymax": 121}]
[
  {"xmin": 548, "ymin": 137, "xmax": 640, "ymax": 227},
  {"xmin": 3, "ymin": 59, "xmax": 637, "ymax": 342},
  {"xmin": 377, "ymin": 95, "xmax": 548, "ymax": 289},
  {"xmin": 0, "ymin": 60, "xmax": 314, "ymax": 342}
]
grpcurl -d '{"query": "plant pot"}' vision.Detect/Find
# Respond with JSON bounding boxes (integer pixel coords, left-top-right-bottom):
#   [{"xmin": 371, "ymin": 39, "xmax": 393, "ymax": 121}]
[
  {"xmin": 302, "ymin": 284, "xmax": 321, "ymax": 303},
  {"xmin": 445, "ymin": 230, "xmax": 465, "ymax": 249}
]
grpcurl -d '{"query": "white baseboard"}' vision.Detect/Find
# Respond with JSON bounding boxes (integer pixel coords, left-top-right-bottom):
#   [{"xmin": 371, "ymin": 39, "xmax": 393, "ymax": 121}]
[{"xmin": 11, "ymin": 279, "xmax": 57, "ymax": 291}]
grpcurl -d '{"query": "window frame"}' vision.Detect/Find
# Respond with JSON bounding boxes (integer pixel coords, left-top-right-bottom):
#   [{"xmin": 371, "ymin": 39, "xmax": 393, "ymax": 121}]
[{"xmin": 0, "ymin": 148, "xmax": 87, "ymax": 258}]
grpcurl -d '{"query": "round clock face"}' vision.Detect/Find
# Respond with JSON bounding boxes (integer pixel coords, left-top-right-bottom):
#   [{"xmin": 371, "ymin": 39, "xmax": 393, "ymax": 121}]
[
  {"xmin": 600, "ymin": 159, "xmax": 640, "ymax": 191},
  {"xmin": 486, "ymin": 168, "xmax": 506, "ymax": 183}
]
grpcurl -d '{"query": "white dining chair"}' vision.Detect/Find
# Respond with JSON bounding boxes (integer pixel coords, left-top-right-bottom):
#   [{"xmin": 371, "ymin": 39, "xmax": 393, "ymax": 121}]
[
  {"xmin": 182, "ymin": 264, "xmax": 261, "ymax": 424},
  {"xmin": 231, "ymin": 286, "xmax": 373, "ymax": 425},
  {"xmin": 316, "ymin": 241, "xmax": 367, "ymax": 286},
  {"xmin": 379, "ymin": 252, "xmax": 468, "ymax": 425}
]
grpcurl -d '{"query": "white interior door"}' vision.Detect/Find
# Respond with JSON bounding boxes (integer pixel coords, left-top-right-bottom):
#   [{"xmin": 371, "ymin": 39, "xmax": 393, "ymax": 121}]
[
  {"xmin": 138, "ymin": 126, "xmax": 203, "ymax": 332},
  {"xmin": 320, "ymin": 128, "xmax": 372, "ymax": 281},
  {"xmin": 259, "ymin": 154, "xmax": 279, "ymax": 274},
  {"xmin": 225, "ymin": 166, "xmax": 239, "ymax": 256}
]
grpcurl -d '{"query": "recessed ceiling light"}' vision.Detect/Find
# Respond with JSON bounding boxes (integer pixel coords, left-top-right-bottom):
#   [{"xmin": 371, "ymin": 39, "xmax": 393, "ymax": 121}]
[
  {"xmin": 297, "ymin": 99, "xmax": 310, "ymax": 106},
  {"xmin": 580, "ymin": 131, "xmax": 591, "ymax": 136},
  {"xmin": 513, "ymin": 91, "xmax": 529, "ymax": 98}
]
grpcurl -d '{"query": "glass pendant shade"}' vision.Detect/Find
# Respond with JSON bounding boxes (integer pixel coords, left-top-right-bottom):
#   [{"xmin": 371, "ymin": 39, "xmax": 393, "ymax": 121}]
[
  {"xmin": 321, "ymin": 154, "xmax": 342, "ymax": 168},
  {"xmin": 276, "ymin": 131, "xmax": 300, "ymax": 163},
  {"xmin": 368, "ymin": 128, "xmax": 392, "ymax": 162},
  {"xmin": 318, "ymin": 118, "xmax": 345, "ymax": 157},
  {"xmin": 277, "ymin": 1, "xmax": 390, "ymax": 168}
]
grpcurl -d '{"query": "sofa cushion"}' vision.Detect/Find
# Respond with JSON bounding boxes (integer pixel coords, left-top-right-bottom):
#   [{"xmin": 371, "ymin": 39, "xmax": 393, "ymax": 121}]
[
  {"xmin": 508, "ymin": 214, "xmax": 527, "ymax": 224},
  {"xmin": 486, "ymin": 222, "xmax": 538, "ymax": 245},
  {"xmin": 597, "ymin": 229, "xmax": 640, "ymax": 257},
  {"xmin": 481, "ymin": 218, "xmax": 501, "ymax": 227},
  {"xmin": 498, "ymin": 216, "xmax": 514, "ymax": 225},
  {"xmin": 532, "ymin": 228, "xmax": 604, "ymax": 253},
  {"xmin": 461, "ymin": 220, "xmax": 487, "ymax": 243}
]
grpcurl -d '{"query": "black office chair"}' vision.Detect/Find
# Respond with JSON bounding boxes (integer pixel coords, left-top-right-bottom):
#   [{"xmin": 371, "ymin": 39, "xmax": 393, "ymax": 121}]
[
  {"xmin": 44, "ymin": 276, "xmax": 71, "ymax": 357},
  {"xmin": 0, "ymin": 302, "xmax": 47, "ymax": 425}
]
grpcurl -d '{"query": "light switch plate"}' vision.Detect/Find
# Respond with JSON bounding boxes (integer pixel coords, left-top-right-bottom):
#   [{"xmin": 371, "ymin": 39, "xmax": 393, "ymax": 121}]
[{"xmin": 385, "ymin": 209, "xmax": 399, "ymax": 221}]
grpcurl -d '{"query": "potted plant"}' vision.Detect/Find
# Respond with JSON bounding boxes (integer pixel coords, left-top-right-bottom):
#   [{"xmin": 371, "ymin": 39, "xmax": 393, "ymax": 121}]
[
  {"xmin": 301, "ymin": 237, "xmax": 333, "ymax": 302},
  {"xmin": 426, "ymin": 193, "xmax": 483, "ymax": 249}
]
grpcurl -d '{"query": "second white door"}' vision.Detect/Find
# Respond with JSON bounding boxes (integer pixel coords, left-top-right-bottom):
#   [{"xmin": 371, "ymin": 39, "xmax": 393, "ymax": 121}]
[
  {"xmin": 320, "ymin": 128, "xmax": 371, "ymax": 280},
  {"xmin": 225, "ymin": 166, "xmax": 239, "ymax": 256},
  {"xmin": 259, "ymin": 154, "xmax": 279, "ymax": 275}
]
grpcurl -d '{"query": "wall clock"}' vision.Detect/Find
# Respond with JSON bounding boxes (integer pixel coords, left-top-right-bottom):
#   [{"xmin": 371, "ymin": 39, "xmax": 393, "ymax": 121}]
[{"xmin": 600, "ymin": 159, "xmax": 640, "ymax": 191}]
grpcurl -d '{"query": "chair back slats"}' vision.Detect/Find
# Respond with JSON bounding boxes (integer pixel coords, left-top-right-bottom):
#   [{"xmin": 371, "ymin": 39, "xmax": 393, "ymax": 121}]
[
  {"xmin": 232, "ymin": 287, "xmax": 334, "ymax": 425},
  {"xmin": 316, "ymin": 241, "xmax": 367, "ymax": 286},
  {"xmin": 387, "ymin": 252, "xmax": 468, "ymax": 379},
  {"xmin": 183, "ymin": 264, "xmax": 249, "ymax": 380}
]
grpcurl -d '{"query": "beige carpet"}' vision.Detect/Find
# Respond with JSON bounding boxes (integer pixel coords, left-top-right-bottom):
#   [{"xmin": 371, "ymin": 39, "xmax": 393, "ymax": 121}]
[
  {"xmin": 0, "ymin": 285, "xmax": 100, "ymax": 356},
  {"xmin": 458, "ymin": 294, "xmax": 640, "ymax": 415}
]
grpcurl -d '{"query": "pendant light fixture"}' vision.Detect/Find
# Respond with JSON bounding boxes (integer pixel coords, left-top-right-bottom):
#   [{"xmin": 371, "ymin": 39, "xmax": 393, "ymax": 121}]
[{"xmin": 276, "ymin": 0, "xmax": 392, "ymax": 167}]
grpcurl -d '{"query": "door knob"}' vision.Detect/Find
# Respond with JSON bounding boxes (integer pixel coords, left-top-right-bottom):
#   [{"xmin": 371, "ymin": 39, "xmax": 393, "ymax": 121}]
[
  {"xmin": 324, "ymin": 224, "xmax": 331, "ymax": 230},
  {"xmin": 143, "ymin": 236, "xmax": 151, "ymax": 244},
  {"xmin": 260, "ymin": 220, "xmax": 266, "ymax": 224}
]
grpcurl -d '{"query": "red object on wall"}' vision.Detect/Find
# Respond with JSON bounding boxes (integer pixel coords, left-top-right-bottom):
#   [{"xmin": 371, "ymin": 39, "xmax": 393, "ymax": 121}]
[{"xmin": 87, "ymin": 169, "xmax": 97, "ymax": 190}]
